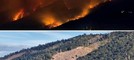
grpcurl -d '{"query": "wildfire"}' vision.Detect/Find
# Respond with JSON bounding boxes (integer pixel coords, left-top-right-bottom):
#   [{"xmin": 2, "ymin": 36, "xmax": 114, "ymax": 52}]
[
  {"xmin": 11, "ymin": 0, "xmax": 43, "ymax": 21},
  {"xmin": 68, "ymin": 8, "xmax": 89, "ymax": 21},
  {"xmin": 40, "ymin": 0, "xmax": 111, "ymax": 28},
  {"xmin": 0, "ymin": 0, "xmax": 112, "ymax": 28},
  {"xmin": 13, "ymin": 9, "xmax": 24, "ymax": 21},
  {"xmin": 41, "ymin": 14, "xmax": 62, "ymax": 28}
]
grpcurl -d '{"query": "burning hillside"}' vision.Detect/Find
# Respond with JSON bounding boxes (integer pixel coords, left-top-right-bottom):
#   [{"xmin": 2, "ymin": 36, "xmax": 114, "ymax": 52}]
[{"xmin": 0, "ymin": 0, "xmax": 111, "ymax": 28}]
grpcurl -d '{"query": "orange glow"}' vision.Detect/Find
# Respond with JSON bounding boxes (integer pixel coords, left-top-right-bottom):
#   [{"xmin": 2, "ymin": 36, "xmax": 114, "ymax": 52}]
[
  {"xmin": 41, "ymin": 14, "xmax": 62, "ymax": 28},
  {"xmin": 0, "ymin": 0, "xmax": 111, "ymax": 28},
  {"xmin": 40, "ymin": 0, "xmax": 108, "ymax": 28},
  {"xmin": 13, "ymin": 9, "xmax": 24, "ymax": 21},
  {"xmin": 68, "ymin": 8, "xmax": 89, "ymax": 21},
  {"xmin": 39, "ymin": 0, "xmax": 111, "ymax": 28}
]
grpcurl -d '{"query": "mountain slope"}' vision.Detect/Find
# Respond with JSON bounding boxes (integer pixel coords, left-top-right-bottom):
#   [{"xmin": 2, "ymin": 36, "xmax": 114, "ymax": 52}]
[
  {"xmin": 52, "ymin": 40, "xmax": 108, "ymax": 60},
  {"xmin": 77, "ymin": 32, "xmax": 134, "ymax": 60},
  {"xmin": 1, "ymin": 32, "xmax": 134, "ymax": 60}
]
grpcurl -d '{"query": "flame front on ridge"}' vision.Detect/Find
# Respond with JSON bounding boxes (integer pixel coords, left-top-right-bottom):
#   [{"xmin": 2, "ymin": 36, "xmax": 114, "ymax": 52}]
[{"xmin": 0, "ymin": 0, "xmax": 111, "ymax": 28}]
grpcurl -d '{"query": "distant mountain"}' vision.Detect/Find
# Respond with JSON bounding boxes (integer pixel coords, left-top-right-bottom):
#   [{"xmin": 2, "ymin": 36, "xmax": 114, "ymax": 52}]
[{"xmin": 1, "ymin": 32, "xmax": 134, "ymax": 60}]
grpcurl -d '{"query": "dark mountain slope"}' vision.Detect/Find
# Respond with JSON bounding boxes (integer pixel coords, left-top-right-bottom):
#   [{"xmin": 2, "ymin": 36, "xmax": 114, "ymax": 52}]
[
  {"xmin": 0, "ymin": 15, "xmax": 48, "ymax": 30},
  {"xmin": 54, "ymin": 0, "xmax": 134, "ymax": 30}
]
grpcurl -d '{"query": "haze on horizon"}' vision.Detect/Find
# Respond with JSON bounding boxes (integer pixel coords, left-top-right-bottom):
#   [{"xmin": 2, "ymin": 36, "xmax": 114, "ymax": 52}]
[{"xmin": 0, "ymin": 31, "xmax": 112, "ymax": 57}]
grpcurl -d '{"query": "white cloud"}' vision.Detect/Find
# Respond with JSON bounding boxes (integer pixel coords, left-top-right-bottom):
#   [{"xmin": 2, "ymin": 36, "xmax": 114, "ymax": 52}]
[
  {"xmin": 0, "ymin": 44, "xmax": 28, "ymax": 51},
  {"xmin": 0, "ymin": 51, "xmax": 15, "ymax": 57},
  {"xmin": 0, "ymin": 44, "xmax": 28, "ymax": 57}
]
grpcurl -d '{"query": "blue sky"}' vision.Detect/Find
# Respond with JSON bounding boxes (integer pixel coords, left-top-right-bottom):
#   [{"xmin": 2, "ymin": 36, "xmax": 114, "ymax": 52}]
[{"xmin": 0, "ymin": 31, "xmax": 112, "ymax": 57}]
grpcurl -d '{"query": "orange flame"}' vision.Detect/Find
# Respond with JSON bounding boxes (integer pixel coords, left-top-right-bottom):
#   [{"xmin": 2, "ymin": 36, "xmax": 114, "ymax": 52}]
[
  {"xmin": 40, "ymin": 0, "xmax": 111, "ymax": 28},
  {"xmin": 13, "ymin": 9, "xmax": 24, "ymax": 21},
  {"xmin": 41, "ymin": 14, "xmax": 62, "ymax": 28},
  {"xmin": 8, "ymin": 0, "xmax": 111, "ymax": 28}
]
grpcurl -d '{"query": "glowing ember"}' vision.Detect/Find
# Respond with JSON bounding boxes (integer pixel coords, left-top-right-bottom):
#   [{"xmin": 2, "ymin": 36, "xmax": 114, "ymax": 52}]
[{"xmin": 13, "ymin": 9, "xmax": 24, "ymax": 21}]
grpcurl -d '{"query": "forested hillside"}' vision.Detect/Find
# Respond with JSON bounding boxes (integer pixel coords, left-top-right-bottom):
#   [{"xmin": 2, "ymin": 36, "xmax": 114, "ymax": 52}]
[
  {"xmin": 1, "ymin": 32, "xmax": 134, "ymax": 60},
  {"xmin": 77, "ymin": 32, "xmax": 134, "ymax": 60}
]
